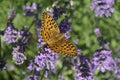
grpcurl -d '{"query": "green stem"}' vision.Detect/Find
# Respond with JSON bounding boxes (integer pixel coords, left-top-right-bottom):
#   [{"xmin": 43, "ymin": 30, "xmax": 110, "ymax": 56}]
[
  {"xmin": 56, "ymin": 57, "xmax": 67, "ymax": 79},
  {"xmin": 40, "ymin": 67, "xmax": 46, "ymax": 80},
  {"xmin": 26, "ymin": 21, "xmax": 34, "ymax": 32},
  {"xmin": 56, "ymin": 65, "xmax": 64, "ymax": 79}
]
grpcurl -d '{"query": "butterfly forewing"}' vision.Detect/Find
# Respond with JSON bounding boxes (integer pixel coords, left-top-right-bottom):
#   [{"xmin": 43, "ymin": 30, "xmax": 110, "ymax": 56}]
[{"xmin": 41, "ymin": 12, "xmax": 60, "ymax": 44}]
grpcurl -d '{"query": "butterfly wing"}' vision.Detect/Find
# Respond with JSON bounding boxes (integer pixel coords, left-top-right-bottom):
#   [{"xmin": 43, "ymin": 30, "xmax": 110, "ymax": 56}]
[
  {"xmin": 41, "ymin": 12, "xmax": 77, "ymax": 56},
  {"xmin": 48, "ymin": 37, "xmax": 77, "ymax": 56},
  {"xmin": 41, "ymin": 12, "xmax": 60, "ymax": 44}
]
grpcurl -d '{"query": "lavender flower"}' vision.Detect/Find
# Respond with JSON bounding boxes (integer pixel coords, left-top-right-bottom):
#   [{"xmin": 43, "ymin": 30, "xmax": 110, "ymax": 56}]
[
  {"xmin": 24, "ymin": 75, "xmax": 38, "ymax": 80},
  {"xmin": 12, "ymin": 46, "xmax": 27, "ymax": 64},
  {"xmin": 44, "ymin": 70, "xmax": 50, "ymax": 78},
  {"xmin": 92, "ymin": 48, "xmax": 116, "ymax": 72},
  {"xmin": 23, "ymin": 3, "xmax": 37, "ymax": 11},
  {"xmin": 73, "ymin": 55, "xmax": 94, "ymax": 80},
  {"xmin": 17, "ymin": 27, "xmax": 32, "ymax": 46},
  {"xmin": 59, "ymin": 20, "xmax": 71, "ymax": 33},
  {"xmin": 23, "ymin": 2, "xmax": 37, "ymax": 16},
  {"xmin": 90, "ymin": 0, "xmax": 115, "ymax": 17},
  {"xmin": 35, "ymin": 24, "xmax": 45, "ymax": 48},
  {"xmin": 4, "ymin": 22, "xmax": 31, "ymax": 45},
  {"xmin": 4, "ymin": 24, "xmax": 19, "ymax": 44},
  {"xmin": 94, "ymin": 27, "xmax": 101, "ymax": 36},
  {"xmin": 64, "ymin": 33, "xmax": 70, "ymax": 39},
  {"xmin": 37, "ymin": 38, "xmax": 45, "ymax": 48},
  {"xmin": 94, "ymin": 27, "xmax": 110, "ymax": 48},
  {"xmin": 27, "ymin": 48, "xmax": 58, "ymax": 77}
]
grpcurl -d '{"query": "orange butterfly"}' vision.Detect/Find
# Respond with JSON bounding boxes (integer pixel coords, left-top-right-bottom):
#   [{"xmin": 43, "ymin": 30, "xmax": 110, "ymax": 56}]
[{"xmin": 40, "ymin": 12, "xmax": 77, "ymax": 56}]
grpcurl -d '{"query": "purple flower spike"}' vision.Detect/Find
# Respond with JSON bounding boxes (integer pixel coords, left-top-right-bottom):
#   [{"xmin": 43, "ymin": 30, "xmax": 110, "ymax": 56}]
[
  {"xmin": 44, "ymin": 70, "xmax": 50, "ymax": 78},
  {"xmin": 23, "ymin": 2, "xmax": 37, "ymax": 11},
  {"xmin": 90, "ymin": 0, "xmax": 115, "ymax": 17},
  {"xmin": 4, "ymin": 25, "xmax": 18, "ymax": 44},
  {"xmin": 92, "ymin": 48, "xmax": 116, "ymax": 72},
  {"xmin": 36, "ymin": 25, "xmax": 45, "ymax": 48},
  {"xmin": 27, "ymin": 60, "xmax": 34, "ymax": 71},
  {"xmin": 73, "ymin": 56, "xmax": 94, "ymax": 80},
  {"xmin": 24, "ymin": 75, "xmax": 38, "ymax": 80},
  {"xmin": 27, "ymin": 48, "xmax": 58, "ymax": 77},
  {"xmin": 23, "ymin": 2, "xmax": 37, "ymax": 16},
  {"xmin": 12, "ymin": 46, "xmax": 27, "ymax": 64},
  {"xmin": 59, "ymin": 20, "xmax": 71, "ymax": 33},
  {"xmin": 37, "ymin": 38, "xmax": 45, "ymax": 48}
]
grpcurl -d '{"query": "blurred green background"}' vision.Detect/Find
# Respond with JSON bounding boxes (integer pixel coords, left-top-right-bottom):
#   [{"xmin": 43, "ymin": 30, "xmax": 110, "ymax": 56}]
[{"xmin": 0, "ymin": 0, "xmax": 120, "ymax": 80}]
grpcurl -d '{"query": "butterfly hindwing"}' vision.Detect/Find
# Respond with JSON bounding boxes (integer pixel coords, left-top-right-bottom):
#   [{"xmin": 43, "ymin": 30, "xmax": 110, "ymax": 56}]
[
  {"xmin": 48, "ymin": 37, "xmax": 77, "ymax": 56},
  {"xmin": 41, "ymin": 12, "xmax": 60, "ymax": 44}
]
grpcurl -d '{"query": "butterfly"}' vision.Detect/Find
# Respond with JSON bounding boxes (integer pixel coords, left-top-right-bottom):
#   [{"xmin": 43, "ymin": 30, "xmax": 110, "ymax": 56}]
[{"xmin": 40, "ymin": 12, "xmax": 77, "ymax": 56}]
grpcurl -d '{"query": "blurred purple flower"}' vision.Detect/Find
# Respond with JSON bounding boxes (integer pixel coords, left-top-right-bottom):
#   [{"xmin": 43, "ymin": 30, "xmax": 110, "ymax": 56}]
[
  {"xmin": 35, "ymin": 25, "xmax": 45, "ymax": 48},
  {"xmin": 64, "ymin": 33, "xmax": 70, "ymax": 39},
  {"xmin": 23, "ymin": 2, "xmax": 38, "ymax": 16},
  {"xmin": 27, "ymin": 60, "xmax": 34, "ymax": 71},
  {"xmin": 77, "ymin": 49, "xmax": 82, "ymax": 55},
  {"xmin": 94, "ymin": 27, "xmax": 101, "ymax": 36},
  {"xmin": 37, "ymin": 37, "xmax": 45, "ymax": 48},
  {"xmin": 27, "ymin": 48, "xmax": 58, "ymax": 77},
  {"xmin": 14, "ymin": 26, "xmax": 32, "ymax": 48},
  {"xmin": 72, "ymin": 56, "xmax": 94, "ymax": 80},
  {"xmin": 22, "ymin": 71, "xmax": 26, "ymax": 75},
  {"xmin": 90, "ymin": 0, "xmax": 115, "ymax": 17},
  {"xmin": 44, "ymin": 70, "xmax": 50, "ymax": 78},
  {"xmin": 94, "ymin": 27, "xmax": 110, "ymax": 48},
  {"xmin": 23, "ymin": 3, "xmax": 37, "ymax": 11},
  {"xmin": 4, "ymin": 24, "xmax": 30, "ymax": 45},
  {"xmin": 92, "ymin": 48, "xmax": 116, "ymax": 72},
  {"xmin": 12, "ymin": 46, "xmax": 27, "ymax": 64},
  {"xmin": 24, "ymin": 75, "xmax": 38, "ymax": 80},
  {"xmin": 4, "ymin": 24, "xmax": 19, "ymax": 44},
  {"xmin": 59, "ymin": 19, "xmax": 71, "ymax": 33}
]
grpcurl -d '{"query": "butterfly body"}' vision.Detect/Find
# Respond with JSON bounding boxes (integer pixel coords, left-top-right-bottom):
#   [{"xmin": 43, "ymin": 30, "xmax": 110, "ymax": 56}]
[
  {"xmin": 48, "ymin": 33, "xmax": 64, "ymax": 45},
  {"xmin": 41, "ymin": 12, "xmax": 77, "ymax": 56}
]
